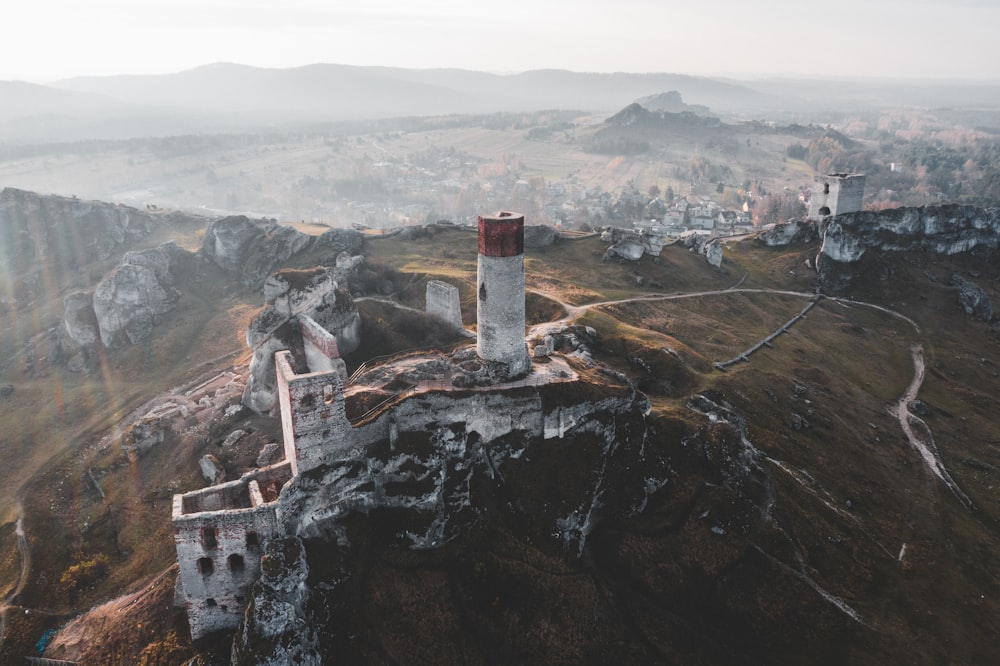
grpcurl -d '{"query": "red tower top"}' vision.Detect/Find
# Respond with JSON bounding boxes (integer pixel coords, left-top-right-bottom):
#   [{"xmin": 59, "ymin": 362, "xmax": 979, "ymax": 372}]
[{"xmin": 478, "ymin": 212, "xmax": 524, "ymax": 257}]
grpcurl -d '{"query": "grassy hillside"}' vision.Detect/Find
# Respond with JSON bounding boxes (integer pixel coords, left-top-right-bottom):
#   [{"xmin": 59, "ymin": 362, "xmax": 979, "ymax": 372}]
[{"xmin": 0, "ymin": 209, "xmax": 997, "ymax": 663}]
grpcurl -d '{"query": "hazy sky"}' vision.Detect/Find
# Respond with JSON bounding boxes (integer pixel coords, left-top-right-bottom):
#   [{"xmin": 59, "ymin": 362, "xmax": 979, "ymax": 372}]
[{"xmin": 4, "ymin": 0, "xmax": 997, "ymax": 82}]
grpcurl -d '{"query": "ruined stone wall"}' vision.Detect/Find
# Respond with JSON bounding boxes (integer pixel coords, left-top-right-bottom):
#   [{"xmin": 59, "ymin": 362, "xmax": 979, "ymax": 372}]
[
  {"xmin": 425, "ymin": 280, "xmax": 463, "ymax": 331},
  {"xmin": 299, "ymin": 313, "xmax": 348, "ymax": 379},
  {"xmin": 275, "ymin": 350, "xmax": 351, "ymax": 475},
  {"xmin": 808, "ymin": 174, "xmax": 865, "ymax": 220},
  {"xmin": 172, "ymin": 464, "xmax": 291, "ymax": 640},
  {"xmin": 477, "ymin": 214, "xmax": 530, "ymax": 376}
]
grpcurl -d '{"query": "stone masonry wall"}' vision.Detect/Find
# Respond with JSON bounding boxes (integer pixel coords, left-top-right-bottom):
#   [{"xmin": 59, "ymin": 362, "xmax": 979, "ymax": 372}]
[
  {"xmin": 425, "ymin": 280, "xmax": 463, "ymax": 331},
  {"xmin": 172, "ymin": 464, "xmax": 290, "ymax": 640},
  {"xmin": 275, "ymin": 350, "xmax": 352, "ymax": 476},
  {"xmin": 477, "ymin": 253, "xmax": 530, "ymax": 375},
  {"xmin": 299, "ymin": 313, "xmax": 348, "ymax": 379},
  {"xmin": 808, "ymin": 174, "xmax": 865, "ymax": 220}
]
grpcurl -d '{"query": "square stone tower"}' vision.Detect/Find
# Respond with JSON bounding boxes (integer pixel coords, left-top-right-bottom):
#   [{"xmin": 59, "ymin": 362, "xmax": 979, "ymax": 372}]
[
  {"xmin": 808, "ymin": 173, "xmax": 865, "ymax": 220},
  {"xmin": 477, "ymin": 212, "xmax": 531, "ymax": 377}
]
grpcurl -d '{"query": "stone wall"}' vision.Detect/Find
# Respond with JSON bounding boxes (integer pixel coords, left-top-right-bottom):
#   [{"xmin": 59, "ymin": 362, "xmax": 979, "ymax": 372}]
[
  {"xmin": 172, "ymin": 463, "xmax": 291, "ymax": 640},
  {"xmin": 425, "ymin": 280, "xmax": 463, "ymax": 331},
  {"xmin": 808, "ymin": 173, "xmax": 865, "ymax": 220},
  {"xmin": 275, "ymin": 351, "xmax": 352, "ymax": 476},
  {"xmin": 299, "ymin": 313, "xmax": 347, "ymax": 379}
]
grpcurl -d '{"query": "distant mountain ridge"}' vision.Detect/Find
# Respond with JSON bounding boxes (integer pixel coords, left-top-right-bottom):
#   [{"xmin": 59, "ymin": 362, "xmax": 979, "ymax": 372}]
[
  {"xmin": 50, "ymin": 63, "xmax": 773, "ymax": 121},
  {"xmin": 2, "ymin": 63, "xmax": 999, "ymax": 143}
]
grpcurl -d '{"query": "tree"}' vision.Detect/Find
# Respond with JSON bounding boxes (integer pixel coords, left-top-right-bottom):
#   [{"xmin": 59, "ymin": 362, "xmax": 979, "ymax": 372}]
[{"xmin": 648, "ymin": 184, "xmax": 661, "ymax": 198}]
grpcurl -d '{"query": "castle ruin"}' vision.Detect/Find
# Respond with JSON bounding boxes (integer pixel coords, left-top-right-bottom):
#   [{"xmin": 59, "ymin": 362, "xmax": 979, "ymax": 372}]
[
  {"xmin": 173, "ymin": 212, "xmax": 547, "ymax": 639},
  {"xmin": 425, "ymin": 279, "xmax": 463, "ymax": 332},
  {"xmin": 808, "ymin": 173, "xmax": 865, "ymax": 220}
]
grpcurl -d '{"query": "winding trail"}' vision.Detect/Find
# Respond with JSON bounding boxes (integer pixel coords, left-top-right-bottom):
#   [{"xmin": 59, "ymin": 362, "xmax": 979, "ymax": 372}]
[
  {"xmin": 527, "ymin": 281, "xmax": 969, "ymax": 510},
  {"xmin": 890, "ymin": 345, "xmax": 972, "ymax": 509},
  {"xmin": 0, "ymin": 510, "xmax": 32, "ymax": 646}
]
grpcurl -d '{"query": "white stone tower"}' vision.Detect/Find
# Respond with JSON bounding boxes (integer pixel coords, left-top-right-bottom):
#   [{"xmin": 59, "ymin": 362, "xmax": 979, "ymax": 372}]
[
  {"xmin": 808, "ymin": 173, "xmax": 865, "ymax": 220},
  {"xmin": 477, "ymin": 212, "xmax": 531, "ymax": 377}
]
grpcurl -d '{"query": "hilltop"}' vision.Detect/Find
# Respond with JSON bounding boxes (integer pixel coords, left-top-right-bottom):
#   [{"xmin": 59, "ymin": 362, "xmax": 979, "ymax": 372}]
[{"xmin": 0, "ymin": 190, "xmax": 997, "ymax": 663}]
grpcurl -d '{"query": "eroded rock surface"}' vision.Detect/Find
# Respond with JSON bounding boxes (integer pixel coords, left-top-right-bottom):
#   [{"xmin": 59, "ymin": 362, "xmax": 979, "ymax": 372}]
[
  {"xmin": 819, "ymin": 204, "xmax": 1000, "ymax": 290},
  {"xmin": 200, "ymin": 216, "xmax": 313, "ymax": 288},
  {"xmin": 0, "ymin": 187, "xmax": 156, "ymax": 268},
  {"xmin": 231, "ymin": 537, "xmax": 321, "ymax": 666}
]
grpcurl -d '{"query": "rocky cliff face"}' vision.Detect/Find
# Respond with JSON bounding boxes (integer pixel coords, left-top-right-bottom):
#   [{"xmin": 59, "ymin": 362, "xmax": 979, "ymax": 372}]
[
  {"xmin": 235, "ymin": 381, "xmax": 661, "ymax": 662},
  {"xmin": 818, "ymin": 204, "xmax": 1000, "ymax": 290},
  {"xmin": 51, "ymin": 204, "xmax": 365, "ymax": 367},
  {"xmin": 231, "ymin": 537, "xmax": 321, "ymax": 666},
  {"xmin": 200, "ymin": 216, "xmax": 313, "ymax": 289},
  {"xmin": 0, "ymin": 187, "xmax": 156, "ymax": 271}
]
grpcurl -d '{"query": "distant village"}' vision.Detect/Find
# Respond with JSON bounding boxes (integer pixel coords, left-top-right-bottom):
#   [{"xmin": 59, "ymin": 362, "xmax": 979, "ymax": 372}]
[
  {"xmin": 339, "ymin": 146, "xmax": 775, "ymax": 236},
  {"xmin": 323, "ymin": 144, "xmax": 865, "ymax": 266}
]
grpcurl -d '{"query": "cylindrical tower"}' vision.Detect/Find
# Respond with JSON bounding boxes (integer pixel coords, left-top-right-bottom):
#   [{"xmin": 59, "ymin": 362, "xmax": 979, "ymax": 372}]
[{"xmin": 477, "ymin": 212, "xmax": 530, "ymax": 377}]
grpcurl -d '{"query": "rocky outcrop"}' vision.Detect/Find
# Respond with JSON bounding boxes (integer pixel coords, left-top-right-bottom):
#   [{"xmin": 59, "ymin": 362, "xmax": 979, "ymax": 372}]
[
  {"xmin": 523, "ymin": 224, "xmax": 558, "ymax": 248},
  {"xmin": 313, "ymin": 227, "xmax": 364, "ymax": 259},
  {"xmin": 244, "ymin": 267, "xmax": 361, "ymax": 414},
  {"xmin": 91, "ymin": 244, "xmax": 188, "ymax": 348},
  {"xmin": 198, "ymin": 454, "xmax": 226, "ymax": 484},
  {"xmin": 231, "ymin": 537, "xmax": 321, "ymax": 666},
  {"xmin": 0, "ymin": 187, "xmax": 157, "ymax": 270},
  {"xmin": 818, "ymin": 205, "xmax": 1000, "ymax": 290},
  {"xmin": 952, "ymin": 274, "xmax": 993, "ymax": 322},
  {"xmin": 59, "ymin": 241, "xmax": 196, "ymax": 360},
  {"xmin": 62, "ymin": 291, "xmax": 100, "ymax": 348},
  {"xmin": 704, "ymin": 238, "xmax": 724, "ymax": 268},
  {"xmin": 756, "ymin": 219, "xmax": 820, "ymax": 246},
  {"xmin": 200, "ymin": 216, "xmax": 313, "ymax": 288},
  {"xmin": 679, "ymin": 231, "xmax": 724, "ymax": 267},
  {"xmin": 276, "ymin": 380, "xmax": 652, "ymax": 551}
]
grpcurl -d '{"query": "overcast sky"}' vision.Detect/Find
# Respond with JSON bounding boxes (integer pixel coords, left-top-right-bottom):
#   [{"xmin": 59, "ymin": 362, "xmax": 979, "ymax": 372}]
[{"xmin": 5, "ymin": 0, "xmax": 997, "ymax": 83}]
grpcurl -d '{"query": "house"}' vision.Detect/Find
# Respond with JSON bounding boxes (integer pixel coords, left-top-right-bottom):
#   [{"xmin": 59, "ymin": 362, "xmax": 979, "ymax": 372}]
[{"xmin": 716, "ymin": 210, "xmax": 738, "ymax": 228}]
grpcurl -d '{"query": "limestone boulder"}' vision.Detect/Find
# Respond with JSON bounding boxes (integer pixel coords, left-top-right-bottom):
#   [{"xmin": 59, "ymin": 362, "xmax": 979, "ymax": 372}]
[
  {"xmin": 313, "ymin": 227, "xmax": 363, "ymax": 256},
  {"xmin": 121, "ymin": 417, "xmax": 165, "ymax": 457},
  {"xmin": 62, "ymin": 291, "xmax": 100, "ymax": 348},
  {"xmin": 523, "ymin": 224, "xmax": 558, "ymax": 248},
  {"xmin": 704, "ymin": 239, "xmax": 723, "ymax": 268},
  {"xmin": 92, "ymin": 262, "xmax": 178, "ymax": 348},
  {"xmin": 200, "ymin": 216, "xmax": 313, "ymax": 288},
  {"xmin": 756, "ymin": 219, "xmax": 819, "ymax": 246},
  {"xmin": 952, "ymin": 274, "xmax": 994, "ymax": 322},
  {"xmin": 199, "ymin": 454, "xmax": 226, "ymax": 484}
]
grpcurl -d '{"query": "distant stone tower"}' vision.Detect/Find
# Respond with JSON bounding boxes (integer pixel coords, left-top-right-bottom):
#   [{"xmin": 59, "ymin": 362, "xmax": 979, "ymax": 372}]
[
  {"xmin": 808, "ymin": 173, "xmax": 865, "ymax": 220},
  {"xmin": 477, "ymin": 212, "xmax": 531, "ymax": 377}
]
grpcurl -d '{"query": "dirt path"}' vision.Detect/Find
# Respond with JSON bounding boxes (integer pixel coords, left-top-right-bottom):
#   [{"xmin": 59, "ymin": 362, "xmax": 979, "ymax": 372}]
[
  {"xmin": 0, "ymin": 510, "xmax": 31, "ymax": 645},
  {"xmin": 890, "ymin": 345, "xmax": 972, "ymax": 509},
  {"xmin": 532, "ymin": 284, "xmax": 973, "ymax": 513}
]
